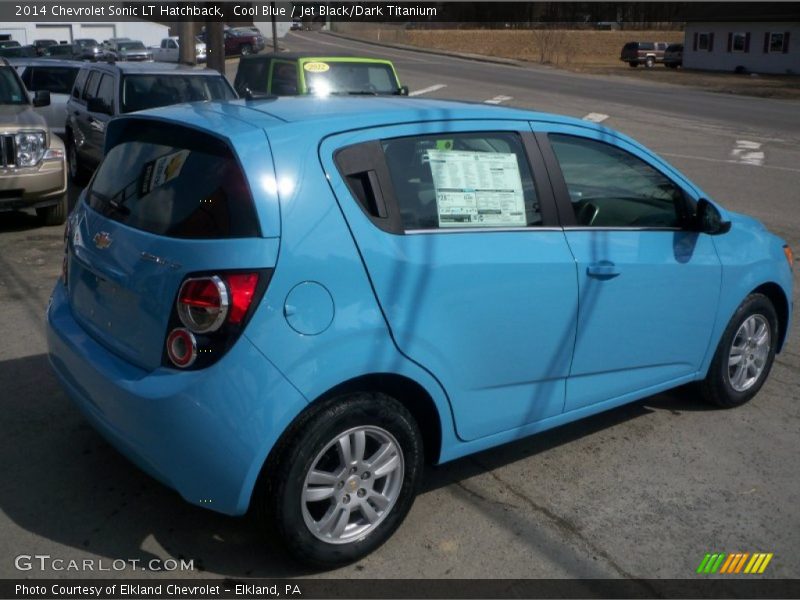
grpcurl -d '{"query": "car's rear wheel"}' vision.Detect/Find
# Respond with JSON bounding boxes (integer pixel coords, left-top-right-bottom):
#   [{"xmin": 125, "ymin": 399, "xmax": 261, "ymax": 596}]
[
  {"xmin": 255, "ymin": 393, "xmax": 423, "ymax": 566},
  {"xmin": 700, "ymin": 293, "xmax": 778, "ymax": 408},
  {"xmin": 239, "ymin": 43, "xmax": 253, "ymax": 56},
  {"xmin": 36, "ymin": 193, "xmax": 68, "ymax": 226},
  {"xmin": 67, "ymin": 136, "xmax": 87, "ymax": 185},
  {"xmin": 645, "ymin": 56, "xmax": 655, "ymax": 68}
]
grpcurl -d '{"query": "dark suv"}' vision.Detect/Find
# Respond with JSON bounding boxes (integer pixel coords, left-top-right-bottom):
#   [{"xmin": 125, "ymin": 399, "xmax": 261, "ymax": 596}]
[
  {"xmin": 65, "ymin": 62, "xmax": 236, "ymax": 183},
  {"xmin": 620, "ymin": 41, "xmax": 669, "ymax": 68}
]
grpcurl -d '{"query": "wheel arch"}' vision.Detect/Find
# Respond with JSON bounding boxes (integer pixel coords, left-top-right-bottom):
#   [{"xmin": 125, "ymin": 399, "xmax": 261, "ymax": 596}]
[
  {"xmin": 247, "ymin": 373, "xmax": 445, "ymax": 515},
  {"xmin": 752, "ymin": 281, "xmax": 790, "ymax": 352}
]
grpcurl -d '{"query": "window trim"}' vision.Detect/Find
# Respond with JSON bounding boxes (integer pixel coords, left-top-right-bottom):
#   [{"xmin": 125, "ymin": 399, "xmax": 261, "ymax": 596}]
[
  {"xmin": 768, "ymin": 32, "xmax": 785, "ymax": 53},
  {"xmin": 536, "ymin": 131, "xmax": 696, "ymax": 232}
]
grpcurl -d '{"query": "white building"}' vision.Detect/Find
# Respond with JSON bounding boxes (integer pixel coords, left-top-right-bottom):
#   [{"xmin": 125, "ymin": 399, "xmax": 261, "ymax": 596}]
[
  {"xmin": 682, "ymin": 4, "xmax": 799, "ymax": 75},
  {"xmin": 0, "ymin": 21, "xmax": 169, "ymax": 47}
]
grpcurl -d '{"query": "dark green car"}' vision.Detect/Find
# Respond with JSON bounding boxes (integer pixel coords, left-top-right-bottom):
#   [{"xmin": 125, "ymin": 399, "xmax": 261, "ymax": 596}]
[{"xmin": 234, "ymin": 53, "xmax": 408, "ymax": 97}]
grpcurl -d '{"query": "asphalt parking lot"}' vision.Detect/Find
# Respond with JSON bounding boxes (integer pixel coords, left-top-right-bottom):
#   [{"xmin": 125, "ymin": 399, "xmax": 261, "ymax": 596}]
[{"xmin": 1, "ymin": 32, "xmax": 798, "ymax": 580}]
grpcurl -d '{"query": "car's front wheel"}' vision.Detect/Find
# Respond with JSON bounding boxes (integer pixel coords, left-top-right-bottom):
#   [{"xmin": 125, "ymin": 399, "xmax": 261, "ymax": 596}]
[
  {"xmin": 239, "ymin": 43, "xmax": 253, "ymax": 56},
  {"xmin": 645, "ymin": 56, "xmax": 655, "ymax": 68},
  {"xmin": 256, "ymin": 393, "xmax": 424, "ymax": 566},
  {"xmin": 701, "ymin": 293, "xmax": 778, "ymax": 408}
]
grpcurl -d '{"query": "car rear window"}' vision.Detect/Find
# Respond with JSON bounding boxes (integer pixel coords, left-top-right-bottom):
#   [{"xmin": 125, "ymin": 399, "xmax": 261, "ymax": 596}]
[
  {"xmin": 87, "ymin": 123, "xmax": 260, "ymax": 239},
  {"xmin": 22, "ymin": 66, "xmax": 79, "ymax": 94},
  {"xmin": 304, "ymin": 61, "xmax": 398, "ymax": 95},
  {"xmin": 120, "ymin": 74, "xmax": 235, "ymax": 113}
]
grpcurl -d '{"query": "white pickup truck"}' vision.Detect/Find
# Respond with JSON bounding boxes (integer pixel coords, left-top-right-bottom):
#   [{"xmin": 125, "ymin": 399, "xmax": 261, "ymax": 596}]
[{"xmin": 151, "ymin": 37, "xmax": 207, "ymax": 63}]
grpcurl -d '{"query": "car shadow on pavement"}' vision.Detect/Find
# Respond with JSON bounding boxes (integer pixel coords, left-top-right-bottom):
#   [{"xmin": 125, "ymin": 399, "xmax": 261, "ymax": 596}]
[
  {"xmin": 0, "ymin": 353, "xmax": 715, "ymax": 578},
  {"xmin": 0, "ymin": 353, "xmax": 314, "ymax": 578}
]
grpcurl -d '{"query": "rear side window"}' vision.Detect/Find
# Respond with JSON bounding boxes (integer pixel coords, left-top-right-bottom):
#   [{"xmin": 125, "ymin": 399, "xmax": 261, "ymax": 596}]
[
  {"xmin": 87, "ymin": 124, "xmax": 260, "ymax": 239},
  {"xmin": 83, "ymin": 70, "xmax": 101, "ymax": 101},
  {"xmin": 381, "ymin": 132, "xmax": 541, "ymax": 230},
  {"xmin": 639, "ymin": 42, "xmax": 655, "ymax": 51},
  {"xmin": 71, "ymin": 68, "xmax": 88, "ymax": 99}
]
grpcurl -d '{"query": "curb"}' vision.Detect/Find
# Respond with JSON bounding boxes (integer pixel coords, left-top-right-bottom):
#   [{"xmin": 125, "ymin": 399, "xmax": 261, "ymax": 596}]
[{"xmin": 320, "ymin": 30, "xmax": 526, "ymax": 68}]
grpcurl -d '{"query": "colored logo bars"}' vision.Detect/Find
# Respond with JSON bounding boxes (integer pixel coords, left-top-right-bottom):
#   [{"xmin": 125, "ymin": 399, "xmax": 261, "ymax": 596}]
[{"xmin": 697, "ymin": 552, "xmax": 773, "ymax": 574}]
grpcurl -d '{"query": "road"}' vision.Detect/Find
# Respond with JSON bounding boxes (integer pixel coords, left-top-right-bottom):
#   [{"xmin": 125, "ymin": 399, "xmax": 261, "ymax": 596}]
[{"xmin": 0, "ymin": 32, "xmax": 798, "ymax": 581}]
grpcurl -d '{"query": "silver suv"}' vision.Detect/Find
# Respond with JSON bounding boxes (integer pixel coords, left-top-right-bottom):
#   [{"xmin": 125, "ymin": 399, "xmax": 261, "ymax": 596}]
[{"xmin": 0, "ymin": 59, "xmax": 67, "ymax": 225}]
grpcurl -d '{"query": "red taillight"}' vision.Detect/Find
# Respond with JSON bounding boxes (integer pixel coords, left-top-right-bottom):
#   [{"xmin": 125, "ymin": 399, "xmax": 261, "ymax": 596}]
[
  {"xmin": 166, "ymin": 270, "xmax": 267, "ymax": 370},
  {"xmin": 166, "ymin": 328, "xmax": 197, "ymax": 368},
  {"xmin": 225, "ymin": 273, "xmax": 259, "ymax": 323},
  {"xmin": 177, "ymin": 276, "xmax": 229, "ymax": 334}
]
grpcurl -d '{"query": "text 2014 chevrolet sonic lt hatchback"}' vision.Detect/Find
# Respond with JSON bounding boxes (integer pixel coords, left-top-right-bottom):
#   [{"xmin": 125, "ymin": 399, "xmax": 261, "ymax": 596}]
[{"xmin": 47, "ymin": 97, "xmax": 793, "ymax": 565}]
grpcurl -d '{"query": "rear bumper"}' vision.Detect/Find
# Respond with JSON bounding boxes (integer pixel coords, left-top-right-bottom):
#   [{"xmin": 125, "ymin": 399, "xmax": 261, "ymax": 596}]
[
  {"xmin": 46, "ymin": 282, "xmax": 308, "ymax": 515},
  {"xmin": 0, "ymin": 158, "xmax": 66, "ymax": 210}
]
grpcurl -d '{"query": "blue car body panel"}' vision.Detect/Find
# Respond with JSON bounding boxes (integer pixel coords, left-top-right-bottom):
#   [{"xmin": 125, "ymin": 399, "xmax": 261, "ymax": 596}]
[{"xmin": 46, "ymin": 97, "xmax": 793, "ymax": 516}]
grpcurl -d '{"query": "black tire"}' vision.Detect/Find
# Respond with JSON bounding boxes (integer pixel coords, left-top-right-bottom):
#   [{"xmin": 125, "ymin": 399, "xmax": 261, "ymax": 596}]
[
  {"xmin": 645, "ymin": 56, "xmax": 655, "ymax": 68},
  {"xmin": 67, "ymin": 135, "xmax": 88, "ymax": 185},
  {"xmin": 255, "ymin": 393, "xmax": 424, "ymax": 567},
  {"xmin": 36, "ymin": 193, "xmax": 68, "ymax": 226},
  {"xmin": 239, "ymin": 44, "xmax": 253, "ymax": 56},
  {"xmin": 700, "ymin": 293, "xmax": 778, "ymax": 408},
  {"xmin": 628, "ymin": 62, "xmax": 638, "ymax": 68}
]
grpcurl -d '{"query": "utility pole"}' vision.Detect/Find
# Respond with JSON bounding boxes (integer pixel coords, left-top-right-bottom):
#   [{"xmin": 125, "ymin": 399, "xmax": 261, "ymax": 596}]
[
  {"xmin": 271, "ymin": 2, "xmax": 279, "ymax": 53},
  {"xmin": 177, "ymin": 20, "xmax": 195, "ymax": 65},
  {"xmin": 206, "ymin": 21, "xmax": 225, "ymax": 75}
]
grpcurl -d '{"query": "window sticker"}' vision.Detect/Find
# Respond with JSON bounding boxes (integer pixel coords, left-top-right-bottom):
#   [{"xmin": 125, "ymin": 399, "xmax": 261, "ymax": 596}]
[
  {"xmin": 303, "ymin": 61, "xmax": 330, "ymax": 72},
  {"xmin": 435, "ymin": 139, "xmax": 454, "ymax": 151},
  {"xmin": 427, "ymin": 149, "xmax": 527, "ymax": 227},
  {"xmin": 139, "ymin": 149, "xmax": 190, "ymax": 195}
]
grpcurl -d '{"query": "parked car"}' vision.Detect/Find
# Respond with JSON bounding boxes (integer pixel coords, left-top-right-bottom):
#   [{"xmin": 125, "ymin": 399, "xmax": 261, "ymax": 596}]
[
  {"xmin": 74, "ymin": 38, "xmax": 106, "ymax": 61},
  {"xmin": 107, "ymin": 40, "xmax": 153, "ymax": 62},
  {"xmin": 0, "ymin": 58, "xmax": 67, "ymax": 224},
  {"xmin": 620, "ymin": 41, "xmax": 669, "ymax": 67},
  {"xmin": 151, "ymin": 36, "xmax": 207, "ymax": 63},
  {"xmin": 663, "ymin": 43, "xmax": 684, "ymax": 68},
  {"xmin": 290, "ymin": 20, "xmax": 303, "ymax": 31},
  {"xmin": 200, "ymin": 27, "xmax": 265, "ymax": 57},
  {"xmin": 11, "ymin": 59, "xmax": 80, "ymax": 136},
  {"xmin": 65, "ymin": 61, "xmax": 236, "ymax": 183},
  {"xmin": 47, "ymin": 96, "xmax": 793, "ymax": 566},
  {"xmin": 234, "ymin": 53, "xmax": 407, "ymax": 96},
  {"xmin": 42, "ymin": 44, "xmax": 82, "ymax": 60},
  {"xmin": 32, "ymin": 39, "xmax": 58, "ymax": 56},
  {"xmin": 0, "ymin": 40, "xmax": 21, "ymax": 49},
  {"xmin": 0, "ymin": 45, "xmax": 38, "ymax": 59}
]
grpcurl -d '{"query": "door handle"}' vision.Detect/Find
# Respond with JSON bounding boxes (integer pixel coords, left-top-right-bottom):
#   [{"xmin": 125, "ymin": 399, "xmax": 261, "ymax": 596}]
[{"xmin": 586, "ymin": 262, "xmax": 620, "ymax": 279}]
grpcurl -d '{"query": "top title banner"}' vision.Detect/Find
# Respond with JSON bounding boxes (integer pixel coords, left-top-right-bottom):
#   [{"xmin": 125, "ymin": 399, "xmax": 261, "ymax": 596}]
[{"xmin": 2, "ymin": 1, "xmax": 797, "ymax": 23}]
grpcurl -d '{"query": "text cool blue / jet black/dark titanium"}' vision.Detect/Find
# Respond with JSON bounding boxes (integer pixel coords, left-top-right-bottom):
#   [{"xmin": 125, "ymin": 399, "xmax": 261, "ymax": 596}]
[{"xmin": 46, "ymin": 96, "xmax": 793, "ymax": 566}]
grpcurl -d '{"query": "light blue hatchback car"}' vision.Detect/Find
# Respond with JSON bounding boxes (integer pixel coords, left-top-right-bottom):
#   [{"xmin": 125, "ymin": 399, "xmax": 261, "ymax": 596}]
[{"xmin": 47, "ymin": 97, "xmax": 793, "ymax": 565}]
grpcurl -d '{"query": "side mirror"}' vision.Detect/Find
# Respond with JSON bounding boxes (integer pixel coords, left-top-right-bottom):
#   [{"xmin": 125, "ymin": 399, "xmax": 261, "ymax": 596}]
[
  {"xmin": 398, "ymin": 85, "xmax": 409, "ymax": 96},
  {"xmin": 86, "ymin": 97, "xmax": 110, "ymax": 115},
  {"xmin": 695, "ymin": 198, "xmax": 731, "ymax": 235},
  {"xmin": 32, "ymin": 90, "xmax": 50, "ymax": 107}
]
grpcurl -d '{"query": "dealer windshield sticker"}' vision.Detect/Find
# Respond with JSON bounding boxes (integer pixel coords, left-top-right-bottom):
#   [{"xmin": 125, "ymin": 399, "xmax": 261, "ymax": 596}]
[
  {"xmin": 427, "ymin": 149, "xmax": 526, "ymax": 228},
  {"xmin": 139, "ymin": 149, "xmax": 190, "ymax": 195},
  {"xmin": 436, "ymin": 139, "xmax": 454, "ymax": 150},
  {"xmin": 303, "ymin": 61, "xmax": 330, "ymax": 72}
]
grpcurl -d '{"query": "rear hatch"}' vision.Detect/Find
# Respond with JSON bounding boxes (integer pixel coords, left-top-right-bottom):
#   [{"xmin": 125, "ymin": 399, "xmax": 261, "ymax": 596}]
[
  {"xmin": 620, "ymin": 42, "xmax": 639, "ymax": 60},
  {"xmin": 66, "ymin": 117, "xmax": 277, "ymax": 371}
]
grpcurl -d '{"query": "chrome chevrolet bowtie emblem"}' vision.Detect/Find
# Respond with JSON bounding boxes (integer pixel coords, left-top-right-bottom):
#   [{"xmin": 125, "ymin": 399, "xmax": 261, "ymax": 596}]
[{"xmin": 93, "ymin": 231, "xmax": 112, "ymax": 249}]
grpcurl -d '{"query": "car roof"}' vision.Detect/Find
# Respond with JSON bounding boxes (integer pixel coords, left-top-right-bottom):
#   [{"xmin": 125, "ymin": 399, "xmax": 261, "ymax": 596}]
[
  {"xmin": 7, "ymin": 58, "xmax": 82, "ymax": 68},
  {"xmin": 121, "ymin": 96, "xmax": 603, "ymax": 137},
  {"xmin": 241, "ymin": 52, "xmax": 392, "ymax": 63},
  {"xmin": 79, "ymin": 61, "xmax": 222, "ymax": 75}
]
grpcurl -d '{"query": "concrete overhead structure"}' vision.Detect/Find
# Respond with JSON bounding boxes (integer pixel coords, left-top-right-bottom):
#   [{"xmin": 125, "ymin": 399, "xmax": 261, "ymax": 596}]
[
  {"xmin": 0, "ymin": 21, "xmax": 169, "ymax": 47},
  {"xmin": 681, "ymin": 5, "xmax": 799, "ymax": 74}
]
